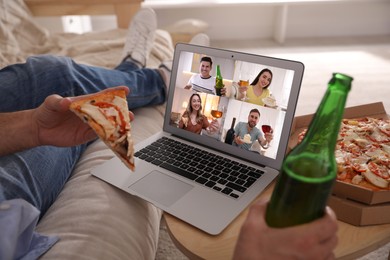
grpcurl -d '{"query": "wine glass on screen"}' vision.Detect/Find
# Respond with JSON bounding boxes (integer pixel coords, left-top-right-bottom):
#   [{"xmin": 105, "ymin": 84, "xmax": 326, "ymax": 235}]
[
  {"xmin": 262, "ymin": 124, "xmax": 272, "ymax": 134},
  {"xmin": 262, "ymin": 121, "xmax": 273, "ymax": 148},
  {"xmin": 209, "ymin": 107, "xmax": 223, "ymax": 137},
  {"xmin": 238, "ymin": 80, "xmax": 249, "ymax": 101},
  {"xmin": 210, "ymin": 109, "xmax": 223, "ymax": 119}
]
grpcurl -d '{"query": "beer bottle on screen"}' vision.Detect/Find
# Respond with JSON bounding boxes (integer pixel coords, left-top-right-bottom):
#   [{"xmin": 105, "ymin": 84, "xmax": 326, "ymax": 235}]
[
  {"xmin": 224, "ymin": 117, "xmax": 236, "ymax": 144},
  {"xmin": 215, "ymin": 65, "xmax": 224, "ymax": 96},
  {"xmin": 265, "ymin": 73, "xmax": 353, "ymax": 228}
]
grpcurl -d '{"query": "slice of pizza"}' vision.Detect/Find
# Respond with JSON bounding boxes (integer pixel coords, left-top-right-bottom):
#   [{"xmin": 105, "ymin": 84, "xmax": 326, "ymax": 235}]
[{"xmin": 70, "ymin": 88, "xmax": 135, "ymax": 171}]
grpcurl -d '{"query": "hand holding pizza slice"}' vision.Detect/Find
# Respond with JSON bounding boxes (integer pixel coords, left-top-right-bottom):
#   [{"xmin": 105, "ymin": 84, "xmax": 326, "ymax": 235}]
[{"xmin": 70, "ymin": 87, "xmax": 135, "ymax": 171}]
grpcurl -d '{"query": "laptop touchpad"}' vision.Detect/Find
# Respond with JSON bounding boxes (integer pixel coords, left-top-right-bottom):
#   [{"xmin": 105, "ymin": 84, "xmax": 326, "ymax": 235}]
[{"xmin": 129, "ymin": 170, "xmax": 194, "ymax": 207}]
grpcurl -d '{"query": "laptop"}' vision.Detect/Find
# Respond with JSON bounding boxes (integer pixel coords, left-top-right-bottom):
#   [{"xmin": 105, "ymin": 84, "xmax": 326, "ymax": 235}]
[{"xmin": 92, "ymin": 43, "xmax": 304, "ymax": 235}]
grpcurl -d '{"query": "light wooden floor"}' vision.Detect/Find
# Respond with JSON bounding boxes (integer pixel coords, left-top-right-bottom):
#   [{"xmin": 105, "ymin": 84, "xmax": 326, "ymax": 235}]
[{"xmin": 155, "ymin": 35, "xmax": 390, "ymax": 260}]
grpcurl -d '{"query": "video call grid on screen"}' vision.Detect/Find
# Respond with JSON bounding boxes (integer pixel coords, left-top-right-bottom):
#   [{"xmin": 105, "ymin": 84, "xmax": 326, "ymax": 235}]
[{"xmin": 164, "ymin": 44, "xmax": 304, "ymax": 170}]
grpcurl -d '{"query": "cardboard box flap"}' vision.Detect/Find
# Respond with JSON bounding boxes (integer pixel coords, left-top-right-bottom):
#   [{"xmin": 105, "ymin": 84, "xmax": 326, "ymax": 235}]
[
  {"xmin": 342, "ymin": 102, "xmax": 386, "ymax": 119},
  {"xmin": 291, "ymin": 102, "xmax": 387, "ymax": 132},
  {"xmin": 332, "ymin": 182, "xmax": 390, "ymax": 205}
]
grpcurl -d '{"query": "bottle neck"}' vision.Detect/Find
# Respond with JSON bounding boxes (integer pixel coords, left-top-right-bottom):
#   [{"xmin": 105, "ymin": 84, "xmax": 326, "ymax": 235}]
[
  {"xmin": 230, "ymin": 118, "xmax": 236, "ymax": 129},
  {"xmin": 216, "ymin": 66, "xmax": 221, "ymax": 77},
  {"xmin": 296, "ymin": 74, "xmax": 352, "ymax": 154}
]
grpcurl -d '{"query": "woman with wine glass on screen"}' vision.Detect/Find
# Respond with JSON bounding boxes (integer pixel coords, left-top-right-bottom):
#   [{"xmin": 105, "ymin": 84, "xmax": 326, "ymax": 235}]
[
  {"xmin": 179, "ymin": 93, "xmax": 219, "ymax": 135},
  {"xmin": 235, "ymin": 68, "xmax": 275, "ymax": 107}
]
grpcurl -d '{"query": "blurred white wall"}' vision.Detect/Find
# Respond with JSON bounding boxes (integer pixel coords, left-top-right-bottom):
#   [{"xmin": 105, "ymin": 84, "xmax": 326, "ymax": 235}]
[{"xmin": 32, "ymin": 1, "xmax": 390, "ymax": 42}]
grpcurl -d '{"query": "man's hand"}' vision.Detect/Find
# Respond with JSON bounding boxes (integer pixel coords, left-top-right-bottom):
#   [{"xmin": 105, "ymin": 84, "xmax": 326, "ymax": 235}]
[
  {"xmin": 33, "ymin": 86, "xmax": 132, "ymax": 148},
  {"xmin": 234, "ymin": 135, "xmax": 245, "ymax": 145},
  {"xmin": 220, "ymin": 87, "xmax": 227, "ymax": 96},
  {"xmin": 264, "ymin": 130, "xmax": 273, "ymax": 144},
  {"xmin": 233, "ymin": 199, "xmax": 338, "ymax": 260}
]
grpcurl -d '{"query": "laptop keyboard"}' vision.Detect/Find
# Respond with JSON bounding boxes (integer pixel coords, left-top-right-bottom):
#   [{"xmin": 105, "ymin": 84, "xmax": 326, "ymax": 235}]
[{"xmin": 134, "ymin": 137, "xmax": 264, "ymax": 199}]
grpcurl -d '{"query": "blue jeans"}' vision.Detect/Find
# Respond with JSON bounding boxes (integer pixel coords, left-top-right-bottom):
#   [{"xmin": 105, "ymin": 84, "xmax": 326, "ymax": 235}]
[{"xmin": 0, "ymin": 55, "xmax": 166, "ymax": 216}]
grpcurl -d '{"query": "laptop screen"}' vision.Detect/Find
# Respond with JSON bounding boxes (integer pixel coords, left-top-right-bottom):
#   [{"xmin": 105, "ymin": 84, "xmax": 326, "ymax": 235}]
[{"xmin": 164, "ymin": 44, "xmax": 304, "ymax": 170}]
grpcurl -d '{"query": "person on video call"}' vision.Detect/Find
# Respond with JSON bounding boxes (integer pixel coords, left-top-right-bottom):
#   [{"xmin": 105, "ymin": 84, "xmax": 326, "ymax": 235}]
[
  {"xmin": 235, "ymin": 68, "xmax": 274, "ymax": 106},
  {"xmin": 184, "ymin": 56, "xmax": 216, "ymax": 94},
  {"xmin": 233, "ymin": 108, "xmax": 273, "ymax": 150},
  {"xmin": 178, "ymin": 93, "xmax": 219, "ymax": 134}
]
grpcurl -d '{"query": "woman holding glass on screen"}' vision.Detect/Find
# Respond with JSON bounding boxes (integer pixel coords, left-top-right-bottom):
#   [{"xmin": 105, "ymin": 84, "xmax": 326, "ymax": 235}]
[
  {"xmin": 179, "ymin": 93, "xmax": 219, "ymax": 135},
  {"xmin": 235, "ymin": 68, "xmax": 275, "ymax": 107}
]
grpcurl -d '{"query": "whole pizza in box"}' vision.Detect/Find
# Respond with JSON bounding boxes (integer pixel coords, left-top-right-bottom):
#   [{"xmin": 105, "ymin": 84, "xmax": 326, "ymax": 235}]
[{"xmin": 298, "ymin": 117, "xmax": 390, "ymax": 191}]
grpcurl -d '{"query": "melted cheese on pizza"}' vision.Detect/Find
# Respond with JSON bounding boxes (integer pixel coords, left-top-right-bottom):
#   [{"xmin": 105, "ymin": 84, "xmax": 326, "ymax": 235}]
[
  {"xmin": 69, "ymin": 89, "xmax": 135, "ymax": 171},
  {"xmin": 80, "ymin": 103, "xmax": 116, "ymax": 138},
  {"xmin": 77, "ymin": 95, "xmax": 134, "ymax": 168},
  {"xmin": 300, "ymin": 117, "xmax": 390, "ymax": 190},
  {"xmin": 338, "ymin": 118, "xmax": 390, "ymax": 189}
]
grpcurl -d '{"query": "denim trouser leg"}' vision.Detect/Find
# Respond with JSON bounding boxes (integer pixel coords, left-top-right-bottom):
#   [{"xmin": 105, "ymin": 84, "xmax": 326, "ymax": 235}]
[
  {"xmin": 0, "ymin": 55, "xmax": 166, "ymax": 112},
  {"xmin": 0, "ymin": 145, "xmax": 88, "ymax": 217},
  {"xmin": 0, "ymin": 55, "xmax": 166, "ymax": 216}
]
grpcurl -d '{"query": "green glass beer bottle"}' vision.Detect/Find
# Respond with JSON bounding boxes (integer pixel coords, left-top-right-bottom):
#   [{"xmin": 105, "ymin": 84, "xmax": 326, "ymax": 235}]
[
  {"xmin": 215, "ymin": 65, "xmax": 224, "ymax": 96},
  {"xmin": 265, "ymin": 73, "xmax": 353, "ymax": 228}
]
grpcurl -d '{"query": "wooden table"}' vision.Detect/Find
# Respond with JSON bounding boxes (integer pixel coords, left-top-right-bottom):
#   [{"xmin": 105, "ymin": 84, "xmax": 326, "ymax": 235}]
[
  {"xmin": 164, "ymin": 182, "xmax": 390, "ymax": 260},
  {"xmin": 25, "ymin": 0, "xmax": 143, "ymax": 29}
]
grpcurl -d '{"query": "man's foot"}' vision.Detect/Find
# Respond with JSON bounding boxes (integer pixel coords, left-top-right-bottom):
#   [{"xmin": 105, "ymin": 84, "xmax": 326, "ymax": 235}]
[
  {"xmin": 122, "ymin": 8, "xmax": 157, "ymax": 67},
  {"xmin": 189, "ymin": 33, "xmax": 210, "ymax": 47}
]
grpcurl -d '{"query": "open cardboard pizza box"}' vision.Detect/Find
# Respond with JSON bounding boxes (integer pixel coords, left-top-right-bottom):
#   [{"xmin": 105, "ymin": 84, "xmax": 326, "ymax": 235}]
[{"xmin": 289, "ymin": 102, "xmax": 390, "ymax": 226}]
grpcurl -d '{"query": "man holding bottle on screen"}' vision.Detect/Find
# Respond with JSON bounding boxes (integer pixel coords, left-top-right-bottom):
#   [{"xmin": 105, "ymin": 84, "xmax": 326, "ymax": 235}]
[{"xmin": 185, "ymin": 56, "xmax": 216, "ymax": 94}]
